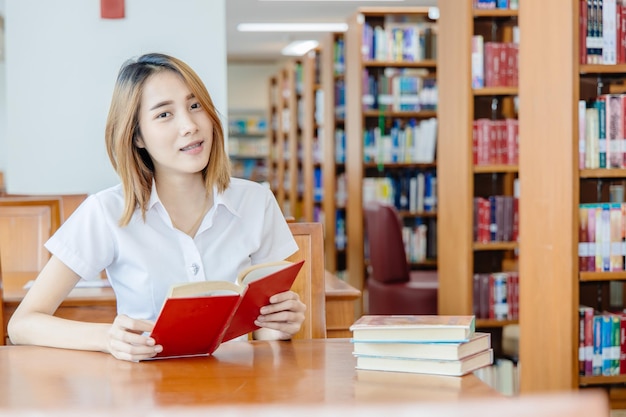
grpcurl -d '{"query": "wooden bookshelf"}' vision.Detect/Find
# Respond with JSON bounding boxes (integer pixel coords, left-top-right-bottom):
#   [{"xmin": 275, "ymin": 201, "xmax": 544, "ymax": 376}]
[
  {"xmin": 437, "ymin": 0, "xmax": 520, "ymax": 350},
  {"xmin": 321, "ymin": 32, "xmax": 347, "ymax": 277},
  {"xmin": 228, "ymin": 109, "xmax": 268, "ymax": 183},
  {"xmin": 345, "ymin": 7, "xmax": 439, "ymax": 306}
]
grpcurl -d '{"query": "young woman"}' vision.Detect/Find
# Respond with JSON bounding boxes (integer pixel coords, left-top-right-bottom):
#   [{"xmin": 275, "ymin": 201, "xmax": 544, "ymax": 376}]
[{"xmin": 8, "ymin": 53, "xmax": 306, "ymax": 361}]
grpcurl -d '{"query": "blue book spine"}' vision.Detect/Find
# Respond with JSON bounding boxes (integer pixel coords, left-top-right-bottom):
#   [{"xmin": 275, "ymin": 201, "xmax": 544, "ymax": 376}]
[{"xmin": 593, "ymin": 315, "xmax": 603, "ymax": 375}]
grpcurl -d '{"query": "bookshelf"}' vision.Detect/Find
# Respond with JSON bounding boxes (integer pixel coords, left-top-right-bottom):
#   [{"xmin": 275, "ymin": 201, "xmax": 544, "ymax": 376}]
[
  {"xmin": 345, "ymin": 7, "xmax": 439, "ymax": 303},
  {"xmin": 267, "ymin": 59, "xmax": 303, "ymax": 219},
  {"xmin": 437, "ymin": 0, "xmax": 519, "ymax": 364},
  {"xmin": 575, "ymin": 0, "xmax": 626, "ymax": 406},
  {"xmin": 228, "ymin": 110, "xmax": 268, "ymax": 183},
  {"xmin": 321, "ymin": 32, "xmax": 347, "ymax": 278}
]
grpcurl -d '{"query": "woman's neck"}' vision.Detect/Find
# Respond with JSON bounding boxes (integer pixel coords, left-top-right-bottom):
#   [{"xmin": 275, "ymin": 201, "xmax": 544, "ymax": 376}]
[{"xmin": 155, "ymin": 174, "xmax": 213, "ymax": 237}]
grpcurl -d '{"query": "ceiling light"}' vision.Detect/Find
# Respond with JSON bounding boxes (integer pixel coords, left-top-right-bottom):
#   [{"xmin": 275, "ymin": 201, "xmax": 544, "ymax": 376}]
[
  {"xmin": 281, "ymin": 40, "xmax": 319, "ymax": 56},
  {"xmin": 259, "ymin": 0, "xmax": 404, "ymax": 2},
  {"xmin": 237, "ymin": 23, "xmax": 348, "ymax": 32}
]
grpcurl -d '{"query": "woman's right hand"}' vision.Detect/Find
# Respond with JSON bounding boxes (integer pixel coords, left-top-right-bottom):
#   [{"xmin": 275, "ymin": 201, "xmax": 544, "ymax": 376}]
[{"xmin": 106, "ymin": 314, "xmax": 163, "ymax": 362}]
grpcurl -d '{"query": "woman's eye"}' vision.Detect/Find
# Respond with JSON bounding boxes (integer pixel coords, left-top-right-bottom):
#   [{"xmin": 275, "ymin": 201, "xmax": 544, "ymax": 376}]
[
  {"xmin": 191, "ymin": 102, "xmax": 202, "ymax": 110},
  {"xmin": 157, "ymin": 112, "xmax": 170, "ymax": 119}
]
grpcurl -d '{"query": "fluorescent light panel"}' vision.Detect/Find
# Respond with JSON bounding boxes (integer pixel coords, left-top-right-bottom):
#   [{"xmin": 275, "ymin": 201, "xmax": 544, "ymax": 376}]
[
  {"xmin": 259, "ymin": 0, "xmax": 404, "ymax": 2},
  {"xmin": 237, "ymin": 22, "xmax": 348, "ymax": 32},
  {"xmin": 282, "ymin": 40, "xmax": 319, "ymax": 56}
]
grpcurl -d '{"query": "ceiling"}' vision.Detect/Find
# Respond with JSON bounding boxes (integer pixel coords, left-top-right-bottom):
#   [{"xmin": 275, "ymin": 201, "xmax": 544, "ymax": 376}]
[{"xmin": 225, "ymin": 0, "xmax": 438, "ymax": 63}]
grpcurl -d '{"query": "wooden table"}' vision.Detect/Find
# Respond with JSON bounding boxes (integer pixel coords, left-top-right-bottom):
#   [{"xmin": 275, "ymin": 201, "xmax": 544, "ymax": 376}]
[
  {"xmin": 2, "ymin": 272, "xmax": 117, "ymax": 330},
  {"xmin": 0, "ymin": 339, "xmax": 498, "ymax": 410},
  {"xmin": 3, "ymin": 271, "xmax": 361, "ymax": 338}
]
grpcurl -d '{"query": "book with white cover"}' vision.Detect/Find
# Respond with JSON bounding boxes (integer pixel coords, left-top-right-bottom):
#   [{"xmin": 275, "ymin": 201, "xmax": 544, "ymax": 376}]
[
  {"xmin": 354, "ymin": 348, "xmax": 493, "ymax": 377},
  {"xmin": 352, "ymin": 332, "xmax": 490, "ymax": 361}
]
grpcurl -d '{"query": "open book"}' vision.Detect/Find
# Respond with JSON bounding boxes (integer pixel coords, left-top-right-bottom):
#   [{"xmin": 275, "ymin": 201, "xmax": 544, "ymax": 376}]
[{"xmin": 148, "ymin": 259, "xmax": 305, "ymax": 359}]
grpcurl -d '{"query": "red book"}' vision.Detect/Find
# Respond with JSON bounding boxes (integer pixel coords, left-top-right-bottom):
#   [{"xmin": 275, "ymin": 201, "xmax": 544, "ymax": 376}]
[{"xmin": 149, "ymin": 260, "xmax": 305, "ymax": 359}]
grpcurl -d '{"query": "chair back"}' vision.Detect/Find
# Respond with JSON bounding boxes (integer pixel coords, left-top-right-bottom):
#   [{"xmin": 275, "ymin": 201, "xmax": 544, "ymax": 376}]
[
  {"xmin": 0, "ymin": 196, "xmax": 62, "ymax": 273},
  {"xmin": 0, "ymin": 251, "xmax": 4, "ymax": 345},
  {"xmin": 364, "ymin": 202, "xmax": 410, "ymax": 284},
  {"xmin": 286, "ymin": 222, "xmax": 327, "ymax": 339}
]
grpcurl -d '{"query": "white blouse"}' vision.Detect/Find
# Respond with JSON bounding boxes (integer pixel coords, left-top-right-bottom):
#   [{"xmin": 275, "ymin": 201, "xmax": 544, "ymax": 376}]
[{"xmin": 45, "ymin": 178, "xmax": 298, "ymax": 321}]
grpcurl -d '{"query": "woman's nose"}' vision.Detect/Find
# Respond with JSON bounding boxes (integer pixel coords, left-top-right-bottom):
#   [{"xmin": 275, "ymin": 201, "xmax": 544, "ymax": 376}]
[{"xmin": 179, "ymin": 112, "xmax": 199, "ymax": 136}]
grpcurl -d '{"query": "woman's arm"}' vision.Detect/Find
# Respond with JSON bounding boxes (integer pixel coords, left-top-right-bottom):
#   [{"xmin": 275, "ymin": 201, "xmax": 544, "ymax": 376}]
[{"xmin": 8, "ymin": 256, "xmax": 162, "ymax": 361}]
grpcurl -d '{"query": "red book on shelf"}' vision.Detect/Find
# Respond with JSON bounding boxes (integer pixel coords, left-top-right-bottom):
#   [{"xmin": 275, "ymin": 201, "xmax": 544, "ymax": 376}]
[{"xmin": 149, "ymin": 260, "xmax": 304, "ymax": 359}]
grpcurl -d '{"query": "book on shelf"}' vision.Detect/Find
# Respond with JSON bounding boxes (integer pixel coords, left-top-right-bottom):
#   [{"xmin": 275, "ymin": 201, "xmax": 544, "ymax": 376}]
[
  {"xmin": 148, "ymin": 260, "xmax": 305, "ymax": 359},
  {"xmin": 350, "ymin": 315, "xmax": 476, "ymax": 342},
  {"xmin": 352, "ymin": 332, "xmax": 491, "ymax": 361},
  {"xmin": 354, "ymin": 348, "xmax": 494, "ymax": 377}
]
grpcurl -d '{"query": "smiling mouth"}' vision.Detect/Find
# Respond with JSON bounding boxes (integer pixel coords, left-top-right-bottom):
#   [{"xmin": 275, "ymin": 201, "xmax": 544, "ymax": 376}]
[{"xmin": 180, "ymin": 141, "xmax": 203, "ymax": 151}]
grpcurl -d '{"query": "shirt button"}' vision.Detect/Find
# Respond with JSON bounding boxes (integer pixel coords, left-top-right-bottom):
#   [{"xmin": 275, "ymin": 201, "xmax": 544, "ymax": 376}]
[{"xmin": 191, "ymin": 263, "xmax": 199, "ymax": 275}]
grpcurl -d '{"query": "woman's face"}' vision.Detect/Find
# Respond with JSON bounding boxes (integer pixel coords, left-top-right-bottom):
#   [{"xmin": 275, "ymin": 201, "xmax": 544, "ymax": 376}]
[{"xmin": 135, "ymin": 70, "xmax": 213, "ymax": 178}]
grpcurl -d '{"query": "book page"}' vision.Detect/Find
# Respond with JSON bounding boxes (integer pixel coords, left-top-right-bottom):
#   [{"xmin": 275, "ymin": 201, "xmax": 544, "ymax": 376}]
[
  {"xmin": 237, "ymin": 260, "xmax": 292, "ymax": 285},
  {"xmin": 168, "ymin": 280, "xmax": 241, "ymax": 298}
]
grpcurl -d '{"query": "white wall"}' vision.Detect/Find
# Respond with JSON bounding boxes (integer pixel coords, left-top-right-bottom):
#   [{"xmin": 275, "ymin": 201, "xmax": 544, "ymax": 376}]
[
  {"xmin": 0, "ymin": 0, "xmax": 6, "ymax": 177},
  {"xmin": 227, "ymin": 62, "xmax": 281, "ymax": 112},
  {"xmin": 2, "ymin": 0, "xmax": 226, "ymax": 194}
]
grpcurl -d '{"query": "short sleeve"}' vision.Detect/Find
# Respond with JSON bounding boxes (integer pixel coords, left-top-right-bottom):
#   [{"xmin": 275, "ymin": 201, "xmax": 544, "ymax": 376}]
[{"xmin": 45, "ymin": 194, "xmax": 116, "ymax": 280}]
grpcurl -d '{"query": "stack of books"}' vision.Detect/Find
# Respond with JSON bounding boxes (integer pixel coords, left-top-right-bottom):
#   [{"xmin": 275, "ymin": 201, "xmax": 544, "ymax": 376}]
[{"xmin": 350, "ymin": 315, "xmax": 493, "ymax": 377}]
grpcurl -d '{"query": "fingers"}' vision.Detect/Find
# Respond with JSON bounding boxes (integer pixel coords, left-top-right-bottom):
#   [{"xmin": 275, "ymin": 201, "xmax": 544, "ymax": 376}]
[
  {"xmin": 107, "ymin": 315, "xmax": 163, "ymax": 362},
  {"xmin": 255, "ymin": 291, "xmax": 306, "ymax": 337}
]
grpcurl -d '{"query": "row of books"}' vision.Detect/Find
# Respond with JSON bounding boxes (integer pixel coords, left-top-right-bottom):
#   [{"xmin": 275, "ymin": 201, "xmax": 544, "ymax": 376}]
[
  {"xmin": 401, "ymin": 217, "xmax": 437, "ymax": 263},
  {"xmin": 350, "ymin": 315, "xmax": 493, "ymax": 377},
  {"xmin": 362, "ymin": 20, "xmax": 438, "ymax": 62},
  {"xmin": 578, "ymin": 306, "xmax": 625, "ymax": 376},
  {"xmin": 474, "ymin": 0, "xmax": 519, "ymax": 9},
  {"xmin": 362, "ymin": 171, "xmax": 437, "ymax": 214},
  {"xmin": 473, "ymin": 271, "xmax": 520, "ymax": 320},
  {"xmin": 362, "ymin": 118, "xmax": 438, "ymax": 164},
  {"xmin": 473, "ymin": 118, "xmax": 519, "ymax": 166},
  {"xmin": 578, "ymin": 203, "xmax": 626, "ymax": 272},
  {"xmin": 363, "ymin": 69, "xmax": 438, "ymax": 112},
  {"xmin": 579, "ymin": 95, "xmax": 626, "ymax": 169},
  {"xmin": 471, "ymin": 38, "xmax": 519, "ymax": 89},
  {"xmin": 333, "ymin": 36, "xmax": 345, "ymax": 76},
  {"xmin": 579, "ymin": 0, "xmax": 626, "ymax": 65},
  {"xmin": 474, "ymin": 195, "xmax": 519, "ymax": 243},
  {"xmin": 229, "ymin": 115, "xmax": 267, "ymax": 135}
]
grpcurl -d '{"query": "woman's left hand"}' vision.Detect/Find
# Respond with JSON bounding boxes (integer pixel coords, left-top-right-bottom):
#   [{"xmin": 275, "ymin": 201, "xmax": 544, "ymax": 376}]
[{"xmin": 254, "ymin": 290, "xmax": 306, "ymax": 339}]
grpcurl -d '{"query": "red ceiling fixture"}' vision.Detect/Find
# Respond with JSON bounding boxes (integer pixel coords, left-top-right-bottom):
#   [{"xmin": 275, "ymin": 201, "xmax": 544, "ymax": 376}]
[{"xmin": 101, "ymin": 0, "xmax": 125, "ymax": 19}]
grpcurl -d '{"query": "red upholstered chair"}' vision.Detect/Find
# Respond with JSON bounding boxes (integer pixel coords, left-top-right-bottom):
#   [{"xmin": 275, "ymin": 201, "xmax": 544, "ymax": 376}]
[{"xmin": 363, "ymin": 202, "xmax": 438, "ymax": 315}]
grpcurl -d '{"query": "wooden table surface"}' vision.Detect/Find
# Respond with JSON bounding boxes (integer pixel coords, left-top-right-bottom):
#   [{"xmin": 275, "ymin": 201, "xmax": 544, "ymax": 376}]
[
  {"xmin": 0, "ymin": 339, "xmax": 498, "ymax": 409},
  {"xmin": 2, "ymin": 271, "xmax": 361, "ymax": 336}
]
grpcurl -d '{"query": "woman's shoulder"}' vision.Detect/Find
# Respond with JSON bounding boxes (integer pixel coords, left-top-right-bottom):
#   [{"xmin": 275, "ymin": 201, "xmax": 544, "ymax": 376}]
[{"xmin": 80, "ymin": 184, "xmax": 125, "ymax": 214}]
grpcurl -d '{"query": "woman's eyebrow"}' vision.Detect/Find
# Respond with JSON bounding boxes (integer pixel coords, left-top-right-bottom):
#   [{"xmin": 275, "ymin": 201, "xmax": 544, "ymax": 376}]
[{"xmin": 149, "ymin": 100, "xmax": 172, "ymax": 111}]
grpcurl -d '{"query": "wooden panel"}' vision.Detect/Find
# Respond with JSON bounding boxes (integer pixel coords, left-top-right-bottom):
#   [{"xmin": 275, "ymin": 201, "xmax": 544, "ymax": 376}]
[
  {"xmin": 345, "ymin": 11, "xmax": 365, "ymax": 296},
  {"xmin": 287, "ymin": 222, "xmax": 327, "ymax": 339},
  {"xmin": 60, "ymin": 193, "xmax": 88, "ymax": 222},
  {"xmin": 0, "ymin": 205, "xmax": 52, "ymax": 272},
  {"xmin": 518, "ymin": 0, "xmax": 577, "ymax": 391},
  {"xmin": 436, "ymin": 0, "xmax": 474, "ymax": 315},
  {"xmin": 324, "ymin": 271, "xmax": 361, "ymax": 338}
]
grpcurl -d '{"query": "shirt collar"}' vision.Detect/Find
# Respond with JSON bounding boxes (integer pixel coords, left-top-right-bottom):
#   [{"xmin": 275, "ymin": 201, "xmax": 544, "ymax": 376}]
[{"xmin": 147, "ymin": 180, "xmax": 241, "ymax": 218}]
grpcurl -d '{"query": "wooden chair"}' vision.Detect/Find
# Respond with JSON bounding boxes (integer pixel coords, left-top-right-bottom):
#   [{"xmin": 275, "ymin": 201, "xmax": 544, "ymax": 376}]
[
  {"xmin": 0, "ymin": 251, "xmax": 4, "ymax": 345},
  {"xmin": 0, "ymin": 196, "xmax": 63, "ymax": 273},
  {"xmin": 287, "ymin": 222, "xmax": 327, "ymax": 339}
]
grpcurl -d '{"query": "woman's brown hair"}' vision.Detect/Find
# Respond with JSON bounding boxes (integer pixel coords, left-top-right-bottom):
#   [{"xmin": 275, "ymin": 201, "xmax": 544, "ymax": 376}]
[{"xmin": 105, "ymin": 53, "xmax": 230, "ymax": 226}]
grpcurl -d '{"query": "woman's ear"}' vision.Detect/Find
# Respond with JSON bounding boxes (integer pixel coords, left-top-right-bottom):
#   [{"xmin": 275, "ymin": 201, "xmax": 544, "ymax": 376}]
[{"xmin": 134, "ymin": 131, "xmax": 146, "ymax": 149}]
